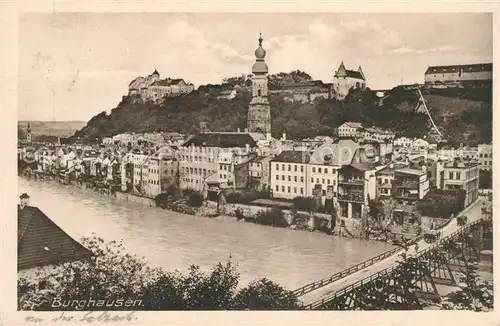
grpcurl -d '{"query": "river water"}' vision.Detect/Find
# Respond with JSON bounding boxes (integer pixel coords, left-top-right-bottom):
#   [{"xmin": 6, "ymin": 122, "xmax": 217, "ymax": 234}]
[{"xmin": 19, "ymin": 177, "xmax": 394, "ymax": 289}]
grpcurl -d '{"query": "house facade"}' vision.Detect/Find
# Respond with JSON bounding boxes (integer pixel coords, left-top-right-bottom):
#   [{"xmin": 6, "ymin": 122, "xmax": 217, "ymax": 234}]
[
  {"xmin": 424, "ymin": 63, "xmax": 492, "ymax": 88},
  {"xmin": 333, "ymin": 62, "xmax": 366, "ymax": 100}
]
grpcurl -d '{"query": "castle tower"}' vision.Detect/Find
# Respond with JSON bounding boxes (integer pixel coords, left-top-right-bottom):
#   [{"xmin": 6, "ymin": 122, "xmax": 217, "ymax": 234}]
[
  {"xmin": 26, "ymin": 122, "xmax": 32, "ymax": 144},
  {"xmin": 247, "ymin": 33, "xmax": 271, "ymax": 137}
]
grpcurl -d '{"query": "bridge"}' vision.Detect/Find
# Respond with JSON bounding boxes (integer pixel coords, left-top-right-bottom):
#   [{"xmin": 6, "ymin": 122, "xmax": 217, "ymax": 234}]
[{"xmin": 292, "ymin": 198, "xmax": 491, "ymax": 310}]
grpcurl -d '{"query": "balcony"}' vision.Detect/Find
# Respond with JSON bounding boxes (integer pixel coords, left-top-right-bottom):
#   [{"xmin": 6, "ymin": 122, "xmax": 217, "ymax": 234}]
[
  {"xmin": 395, "ymin": 190, "xmax": 419, "ymax": 201},
  {"xmin": 338, "ymin": 178, "xmax": 364, "ymax": 186},
  {"xmin": 338, "ymin": 192, "xmax": 365, "ymax": 203},
  {"xmin": 395, "ymin": 180, "xmax": 418, "ymax": 189}
]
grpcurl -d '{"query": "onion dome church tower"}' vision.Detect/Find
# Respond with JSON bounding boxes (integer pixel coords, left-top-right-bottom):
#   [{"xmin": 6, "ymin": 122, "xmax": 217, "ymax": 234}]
[
  {"xmin": 26, "ymin": 122, "xmax": 32, "ymax": 144},
  {"xmin": 247, "ymin": 33, "xmax": 271, "ymax": 138}
]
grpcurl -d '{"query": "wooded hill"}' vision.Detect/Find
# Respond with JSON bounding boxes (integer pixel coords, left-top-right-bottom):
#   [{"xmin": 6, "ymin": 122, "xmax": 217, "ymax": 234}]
[{"xmin": 71, "ymin": 74, "xmax": 492, "ymax": 146}]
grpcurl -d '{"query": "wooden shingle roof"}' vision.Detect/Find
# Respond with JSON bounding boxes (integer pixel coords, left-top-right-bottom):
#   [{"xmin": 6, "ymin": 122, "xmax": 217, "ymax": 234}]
[{"xmin": 18, "ymin": 205, "xmax": 93, "ymax": 270}]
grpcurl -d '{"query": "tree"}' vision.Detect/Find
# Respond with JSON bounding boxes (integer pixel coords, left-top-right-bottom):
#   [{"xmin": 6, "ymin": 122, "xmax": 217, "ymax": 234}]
[
  {"xmin": 232, "ymin": 278, "xmax": 301, "ymax": 310},
  {"xmin": 18, "ymin": 235, "xmax": 300, "ymax": 311},
  {"xmin": 440, "ymin": 258, "xmax": 493, "ymax": 311}
]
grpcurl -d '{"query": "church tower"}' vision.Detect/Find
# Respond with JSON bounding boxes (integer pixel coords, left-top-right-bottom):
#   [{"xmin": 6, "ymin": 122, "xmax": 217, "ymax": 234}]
[
  {"xmin": 247, "ymin": 33, "xmax": 271, "ymax": 137},
  {"xmin": 26, "ymin": 122, "xmax": 32, "ymax": 144}
]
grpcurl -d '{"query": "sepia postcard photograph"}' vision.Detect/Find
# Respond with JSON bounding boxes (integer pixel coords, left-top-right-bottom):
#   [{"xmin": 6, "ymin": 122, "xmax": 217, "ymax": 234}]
[{"xmin": 1, "ymin": 1, "xmax": 499, "ymax": 325}]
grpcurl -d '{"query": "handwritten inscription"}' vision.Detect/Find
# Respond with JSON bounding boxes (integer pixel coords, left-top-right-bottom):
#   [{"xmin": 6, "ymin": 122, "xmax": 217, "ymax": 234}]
[{"xmin": 24, "ymin": 311, "xmax": 138, "ymax": 323}]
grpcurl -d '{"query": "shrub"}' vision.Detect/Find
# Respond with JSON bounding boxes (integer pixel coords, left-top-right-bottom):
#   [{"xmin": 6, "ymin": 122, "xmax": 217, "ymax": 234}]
[
  {"xmin": 181, "ymin": 188, "xmax": 204, "ymax": 207},
  {"xmin": 255, "ymin": 208, "xmax": 288, "ymax": 228},
  {"xmin": 416, "ymin": 189, "xmax": 466, "ymax": 218},
  {"xmin": 18, "ymin": 236, "xmax": 300, "ymax": 311},
  {"xmin": 292, "ymin": 196, "xmax": 318, "ymax": 213}
]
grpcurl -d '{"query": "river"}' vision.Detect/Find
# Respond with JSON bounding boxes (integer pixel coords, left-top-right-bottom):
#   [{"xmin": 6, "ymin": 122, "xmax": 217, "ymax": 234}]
[{"xmin": 18, "ymin": 177, "xmax": 394, "ymax": 289}]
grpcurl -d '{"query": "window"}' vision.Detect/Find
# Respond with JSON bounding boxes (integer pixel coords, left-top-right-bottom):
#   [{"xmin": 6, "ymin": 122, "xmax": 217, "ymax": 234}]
[
  {"xmin": 301, "ymin": 176, "xmax": 304, "ymax": 182},
  {"xmin": 294, "ymin": 165, "xmax": 297, "ymax": 172},
  {"xmin": 282, "ymin": 186, "xmax": 285, "ymax": 192},
  {"xmin": 300, "ymin": 188, "xmax": 304, "ymax": 194},
  {"xmin": 316, "ymin": 178, "xmax": 319, "ymax": 184},
  {"xmin": 318, "ymin": 168, "xmax": 322, "ymax": 173},
  {"xmin": 294, "ymin": 176, "xmax": 297, "ymax": 182},
  {"xmin": 449, "ymin": 172, "xmax": 453, "ymax": 180},
  {"xmin": 288, "ymin": 176, "xmax": 291, "ymax": 181},
  {"xmin": 282, "ymin": 164, "xmax": 285, "ymax": 170},
  {"xmin": 288, "ymin": 186, "xmax": 291, "ymax": 193},
  {"xmin": 300, "ymin": 166, "xmax": 304, "ymax": 172},
  {"xmin": 258, "ymin": 89, "xmax": 261, "ymax": 96},
  {"xmin": 282, "ymin": 175, "xmax": 285, "ymax": 181},
  {"xmin": 311, "ymin": 178, "xmax": 314, "ymax": 183},
  {"xmin": 322, "ymin": 179, "xmax": 325, "ymax": 184},
  {"xmin": 312, "ymin": 167, "xmax": 316, "ymax": 173},
  {"xmin": 294, "ymin": 187, "xmax": 297, "ymax": 193},
  {"xmin": 324, "ymin": 168, "xmax": 328, "ymax": 174},
  {"xmin": 322, "ymin": 190, "xmax": 326, "ymax": 196},
  {"xmin": 456, "ymin": 172, "xmax": 461, "ymax": 180},
  {"xmin": 276, "ymin": 174, "xmax": 279, "ymax": 180},
  {"xmin": 327, "ymin": 179, "xmax": 331, "ymax": 185},
  {"xmin": 276, "ymin": 185, "xmax": 279, "ymax": 191}
]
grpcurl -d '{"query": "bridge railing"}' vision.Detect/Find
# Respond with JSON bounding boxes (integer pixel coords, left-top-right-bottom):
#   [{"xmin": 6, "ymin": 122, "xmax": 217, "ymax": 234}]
[
  {"xmin": 304, "ymin": 219, "xmax": 483, "ymax": 310},
  {"xmin": 292, "ymin": 246, "xmax": 402, "ymax": 297}
]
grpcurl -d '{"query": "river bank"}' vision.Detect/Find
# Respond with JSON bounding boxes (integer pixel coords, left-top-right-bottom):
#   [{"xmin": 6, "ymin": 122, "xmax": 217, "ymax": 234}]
[
  {"xmin": 18, "ymin": 176, "xmax": 395, "ymax": 289},
  {"xmin": 20, "ymin": 174, "xmax": 374, "ymax": 240}
]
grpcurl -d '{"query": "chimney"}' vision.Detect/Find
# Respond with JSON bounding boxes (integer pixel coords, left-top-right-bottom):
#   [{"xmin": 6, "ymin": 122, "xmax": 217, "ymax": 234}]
[
  {"xmin": 282, "ymin": 133, "xmax": 286, "ymax": 141},
  {"xmin": 20, "ymin": 193, "xmax": 30, "ymax": 208},
  {"xmin": 244, "ymin": 128, "xmax": 248, "ymax": 133},
  {"xmin": 237, "ymin": 128, "xmax": 241, "ymax": 133}
]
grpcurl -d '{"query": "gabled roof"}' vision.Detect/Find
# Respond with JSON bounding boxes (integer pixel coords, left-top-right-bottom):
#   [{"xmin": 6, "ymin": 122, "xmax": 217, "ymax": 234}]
[
  {"xmin": 18, "ymin": 205, "xmax": 93, "ymax": 270},
  {"xmin": 349, "ymin": 162, "xmax": 377, "ymax": 171},
  {"xmin": 395, "ymin": 167, "xmax": 424, "ymax": 176},
  {"xmin": 425, "ymin": 63, "xmax": 492, "ymax": 75},
  {"xmin": 345, "ymin": 70, "xmax": 365, "ymax": 80},
  {"xmin": 183, "ymin": 132, "xmax": 257, "ymax": 148},
  {"xmin": 271, "ymin": 150, "xmax": 311, "ymax": 164}
]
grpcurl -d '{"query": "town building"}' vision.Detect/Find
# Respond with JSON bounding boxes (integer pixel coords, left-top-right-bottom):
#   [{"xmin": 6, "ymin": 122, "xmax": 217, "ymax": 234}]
[
  {"xmin": 338, "ymin": 122, "xmax": 363, "ymax": 138},
  {"xmin": 392, "ymin": 166, "xmax": 430, "ymax": 204},
  {"xmin": 333, "ymin": 62, "xmax": 366, "ymax": 100},
  {"xmin": 424, "ymin": 63, "xmax": 492, "ymax": 88},
  {"xmin": 442, "ymin": 159, "xmax": 480, "ymax": 207},
  {"xmin": 247, "ymin": 34, "xmax": 272, "ymax": 138},
  {"xmin": 17, "ymin": 193, "xmax": 93, "ymax": 277},
  {"xmin": 248, "ymin": 155, "xmax": 273, "ymax": 191},
  {"xmin": 128, "ymin": 70, "xmax": 194, "ymax": 103},
  {"xmin": 270, "ymin": 151, "xmax": 311, "ymax": 200},
  {"xmin": 337, "ymin": 163, "xmax": 377, "ymax": 220},
  {"xmin": 375, "ymin": 162, "xmax": 409, "ymax": 198},
  {"xmin": 478, "ymin": 144, "xmax": 493, "ymax": 170},
  {"xmin": 179, "ymin": 132, "xmax": 262, "ymax": 196},
  {"xmin": 143, "ymin": 146, "xmax": 179, "ymax": 198}
]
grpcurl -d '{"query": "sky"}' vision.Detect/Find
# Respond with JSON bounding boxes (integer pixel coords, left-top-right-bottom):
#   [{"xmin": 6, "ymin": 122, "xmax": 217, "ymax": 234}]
[{"xmin": 19, "ymin": 13, "xmax": 493, "ymax": 122}]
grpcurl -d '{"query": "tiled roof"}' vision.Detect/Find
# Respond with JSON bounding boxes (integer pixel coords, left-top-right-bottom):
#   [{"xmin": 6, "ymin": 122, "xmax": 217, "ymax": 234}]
[
  {"xmin": 18, "ymin": 205, "xmax": 93, "ymax": 270},
  {"xmin": 425, "ymin": 63, "xmax": 492, "ymax": 75},
  {"xmin": 183, "ymin": 132, "xmax": 257, "ymax": 148},
  {"xmin": 271, "ymin": 150, "xmax": 311, "ymax": 164},
  {"xmin": 345, "ymin": 70, "xmax": 365, "ymax": 80},
  {"xmin": 349, "ymin": 162, "xmax": 376, "ymax": 171},
  {"xmin": 395, "ymin": 167, "xmax": 424, "ymax": 176}
]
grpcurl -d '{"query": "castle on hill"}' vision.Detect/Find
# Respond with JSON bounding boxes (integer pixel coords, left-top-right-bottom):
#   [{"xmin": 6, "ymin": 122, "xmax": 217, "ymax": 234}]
[{"xmin": 128, "ymin": 70, "xmax": 195, "ymax": 103}]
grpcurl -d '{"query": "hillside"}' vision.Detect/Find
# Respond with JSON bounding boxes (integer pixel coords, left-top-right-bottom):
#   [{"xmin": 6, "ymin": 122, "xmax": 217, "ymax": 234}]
[
  {"xmin": 71, "ymin": 84, "xmax": 492, "ymax": 146},
  {"xmin": 18, "ymin": 120, "xmax": 87, "ymax": 137}
]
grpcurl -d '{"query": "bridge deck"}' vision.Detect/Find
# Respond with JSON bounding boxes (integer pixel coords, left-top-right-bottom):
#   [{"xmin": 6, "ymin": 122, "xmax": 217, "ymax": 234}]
[{"xmin": 300, "ymin": 198, "xmax": 485, "ymax": 306}]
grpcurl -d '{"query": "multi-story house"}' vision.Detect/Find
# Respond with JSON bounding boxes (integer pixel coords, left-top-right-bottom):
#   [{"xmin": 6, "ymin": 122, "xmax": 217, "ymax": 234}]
[
  {"xmin": 375, "ymin": 162, "xmax": 409, "ymax": 198},
  {"xmin": 143, "ymin": 147, "xmax": 179, "ymax": 198},
  {"xmin": 337, "ymin": 163, "xmax": 377, "ymax": 221},
  {"xmin": 392, "ymin": 167, "xmax": 430, "ymax": 204},
  {"xmin": 248, "ymin": 155, "xmax": 273, "ymax": 191},
  {"xmin": 394, "ymin": 137, "xmax": 413, "ymax": 148},
  {"xmin": 478, "ymin": 144, "xmax": 493, "ymax": 171},
  {"xmin": 443, "ymin": 159, "xmax": 480, "ymax": 207},
  {"xmin": 179, "ymin": 132, "xmax": 261, "ymax": 195},
  {"xmin": 337, "ymin": 122, "xmax": 363, "ymax": 138},
  {"xmin": 270, "ymin": 151, "xmax": 311, "ymax": 200}
]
